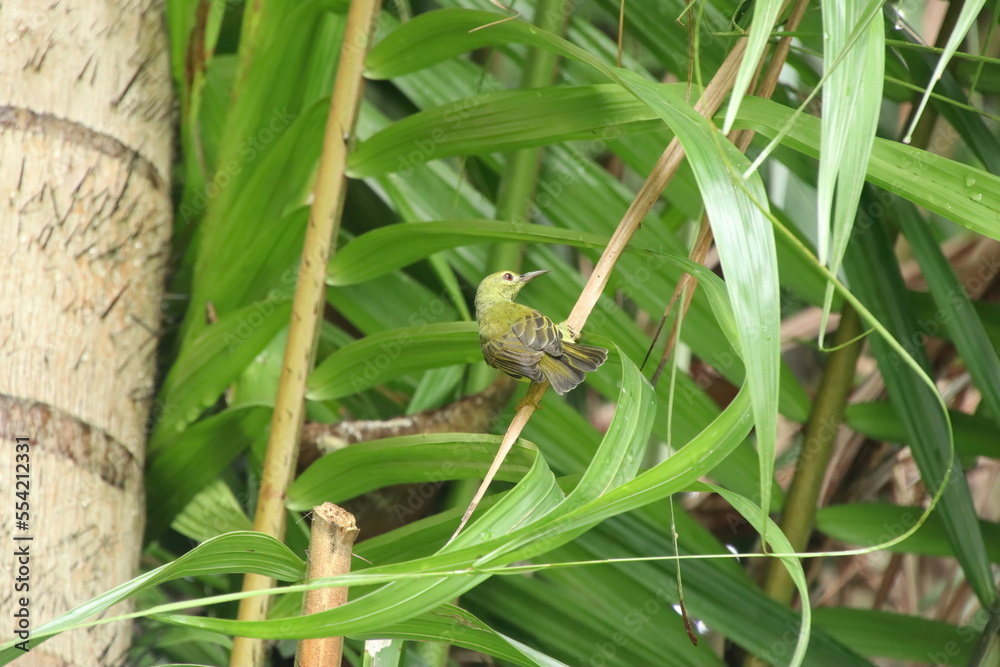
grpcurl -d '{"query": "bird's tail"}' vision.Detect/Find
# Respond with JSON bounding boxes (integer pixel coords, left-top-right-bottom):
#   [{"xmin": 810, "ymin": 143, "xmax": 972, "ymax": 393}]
[{"xmin": 538, "ymin": 342, "xmax": 608, "ymax": 395}]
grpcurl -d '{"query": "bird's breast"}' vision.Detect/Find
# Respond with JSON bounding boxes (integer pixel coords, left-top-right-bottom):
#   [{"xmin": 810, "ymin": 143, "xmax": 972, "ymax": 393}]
[{"xmin": 477, "ymin": 302, "xmax": 531, "ymax": 338}]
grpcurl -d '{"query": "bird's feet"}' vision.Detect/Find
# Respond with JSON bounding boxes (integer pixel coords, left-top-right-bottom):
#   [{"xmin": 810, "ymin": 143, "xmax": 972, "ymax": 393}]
[
  {"xmin": 558, "ymin": 321, "xmax": 579, "ymax": 341},
  {"xmin": 516, "ymin": 395, "xmax": 543, "ymax": 411}
]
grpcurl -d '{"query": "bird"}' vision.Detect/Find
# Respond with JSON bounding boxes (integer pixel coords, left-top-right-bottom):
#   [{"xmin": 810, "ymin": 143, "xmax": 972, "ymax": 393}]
[{"xmin": 475, "ymin": 269, "xmax": 608, "ymax": 395}]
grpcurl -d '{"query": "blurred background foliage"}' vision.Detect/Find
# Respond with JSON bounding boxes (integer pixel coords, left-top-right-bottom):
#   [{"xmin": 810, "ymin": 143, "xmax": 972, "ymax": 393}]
[{"xmin": 16, "ymin": 0, "xmax": 1000, "ymax": 665}]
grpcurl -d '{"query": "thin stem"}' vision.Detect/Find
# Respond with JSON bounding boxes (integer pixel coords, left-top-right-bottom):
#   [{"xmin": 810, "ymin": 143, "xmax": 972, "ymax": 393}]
[
  {"xmin": 761, "ymin": 305, "xmax": 863, "ymax": 604},
  {"xmin": 648, "ymin": 0, "xmax": 809, "ymax": 386},
  {"xmin": 448, "ymin": 382, "xmax": 546, "ymax": 542},
  {"xmin": 565, "ymin": 39, "xmax": 746, "ymax": 335},
  {"xmin": 452, "ymin": 36, "xmax": 749, "ymax": 543},
  {"xmin": 229, "ymin": 0, "xmax": 381, "ymax": 664}
]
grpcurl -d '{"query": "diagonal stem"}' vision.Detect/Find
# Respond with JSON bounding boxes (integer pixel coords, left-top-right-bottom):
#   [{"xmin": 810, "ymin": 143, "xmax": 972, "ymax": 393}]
[
  {"xmin": 450, "ymin": 37, "xmax": 749, "ymax": 543},
  {"xmin": 649, "ymin": 0, "xmax": 810, "ymax": 387},
  {"xmin": 564, "ymin": 38, "xmax": 744, "ymax": 336}
]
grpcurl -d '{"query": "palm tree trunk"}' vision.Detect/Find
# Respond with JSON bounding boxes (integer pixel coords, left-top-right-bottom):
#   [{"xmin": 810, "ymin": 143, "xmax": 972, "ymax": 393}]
[{"xmin": 0, "ymin": 2, "xmax": 172, "ymax": 664}]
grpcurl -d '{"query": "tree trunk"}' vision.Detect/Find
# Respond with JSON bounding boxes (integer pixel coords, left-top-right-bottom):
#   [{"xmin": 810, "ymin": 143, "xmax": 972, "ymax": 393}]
[{"xmin": 0, "ymin": 2, "xmax": 172, "ymax": 664}]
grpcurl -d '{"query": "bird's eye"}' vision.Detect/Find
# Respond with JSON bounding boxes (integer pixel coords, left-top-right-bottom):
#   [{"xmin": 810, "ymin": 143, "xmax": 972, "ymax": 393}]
[{"xmin": 503, "ymin": 272, "xmax": 514, "ymax": 281}]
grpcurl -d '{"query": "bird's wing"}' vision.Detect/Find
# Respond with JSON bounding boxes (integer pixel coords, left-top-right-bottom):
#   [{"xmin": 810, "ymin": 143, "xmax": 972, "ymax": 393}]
[
  {"xmin": 481, "ymin": 331, "xmax": 545, "ymax": 381},
  {"xmin": 511, "ymin": 309, "xmax": 564, "ymax": 357}
]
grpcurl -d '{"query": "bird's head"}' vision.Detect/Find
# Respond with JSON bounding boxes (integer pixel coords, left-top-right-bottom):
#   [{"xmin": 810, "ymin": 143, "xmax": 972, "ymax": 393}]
[{"xmin": 476, "ymin": 270, "xmax": 549, "ymax": 306}]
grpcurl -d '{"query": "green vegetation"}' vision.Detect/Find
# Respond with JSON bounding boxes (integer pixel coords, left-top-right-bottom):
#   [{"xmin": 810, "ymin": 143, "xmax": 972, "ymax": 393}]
[{"xmin": 7, "ymin": 1, "xmax": 1000, "ymax": 665}]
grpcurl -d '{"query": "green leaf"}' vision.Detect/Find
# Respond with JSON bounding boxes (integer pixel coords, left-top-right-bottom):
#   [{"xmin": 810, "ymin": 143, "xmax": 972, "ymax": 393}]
[
  {"xmin": 732, "ymin": 96, "xmax": 1000, "ymax": 241},
  {"xmin": 288, "ymin": 434, "xmax": 537, "ymax": 511},
  {"xmin": 814, "ymin": 607, "xmax": 974, "ymax": 666},
  {"xmin": 363, "ymin": 638, "xmax": 403, "ymax": 667},
  {"xmin": 406, "ymin": 364, "xmax": 465, "ymax": 413},
  {"xmin": 708, "ymin": 483, "xmax": 811, "ymax": 667},
  {"xmin": 152, "ymin": 299, "xmax": 291, "ymax": 444},
  {"xmin": 357, "ymin": 604, "xmax": 573, "ymax": 667},
  {"xmin": 154, "ymin": 343, "xmax": 655, "ymax": 639},
  {"xmin": 843, "ymin": 190, "xmax": 996, "ymax": 605},
  {"xmin": 845, "ymin": 402, "xmax": 1000, "ymax": 462},
  {"xmin": 817, "ymin": 503, "xmax": 1000, "ymax": 564},
  {"xmin": 329, "ymin": 270, "xmax": 459, "ymax": 334},
  {"xmin": 891, "ymin": 25, "xmax": 1000, "ymax": 175},
  {"xmin": 348, "ymin": 84, "xmax": 670, "ymax": 177},
  {"xmin": 902, "ymin": 0, "xmax": 989, "ymax": 142},
  {"xmin": 0, "ymin": 533, "xmax": 302, "ymax": 661},
  {"xmin": 722, "ymin": 0, "xmax": 784, "ymax": 133},
  {"xmin": 816, "ymin": 0, "xmax": 883, "ymax": 344},
  {"xmin": 328, "ymin": 220, "xmax": 659, "ymax": 286},
  {"xmin": 896, "ymin": 197, "xmax": 1000, "ymax": 426},
  {"xmin": 366, "ymin": 10, "xmax": 539, "ymax": 80},
  {"xmin": 366, "ymin": 11, "xmax": 1000, "ymax": 243},
  {"xmin": 146, "ymin": 406, "xmax": 270, "ymax": 541},
  {"xmin": 368, "ymin": 9, "xmax": 780, "ymax": 546},
  {"xmin": 178, "ymin": 0, "xmax": 344, "ymax": 347},
  {"xmin": 615, "ymin": 71, "xmax": 780, "ymax": 547},
  {"xmin": 306, "ymin": 322, "xmax": 482, "ymax": 401},
  {"xmin": 172, "ymin": 479, "xmax": 254, "ymax": 543},
  {"xmin": 476, "ymin": 385, "xmax": 750, "ymax": 566}
]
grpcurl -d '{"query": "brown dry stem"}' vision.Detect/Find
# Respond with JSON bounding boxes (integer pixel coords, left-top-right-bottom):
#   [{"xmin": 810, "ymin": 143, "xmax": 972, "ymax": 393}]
[
  {"xmin": 649, "ymin": 0, "xmax": 810, "ymax": 386},
  {"xmin": 448, "ymin": 36, "xmax": 750, "ymax": 544}
]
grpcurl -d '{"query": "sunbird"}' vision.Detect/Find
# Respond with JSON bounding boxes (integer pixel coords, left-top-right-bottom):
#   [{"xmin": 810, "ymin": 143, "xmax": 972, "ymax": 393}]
[{"xmin": 475, "ymin": 270, "xmax": 608, "ymax": 395}]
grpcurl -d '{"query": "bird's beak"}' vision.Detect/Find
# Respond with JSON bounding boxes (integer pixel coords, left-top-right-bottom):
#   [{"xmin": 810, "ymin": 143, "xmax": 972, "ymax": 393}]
[{"xmin": 519, "ymin": 270, "xmax": 549, "ymax": 283}]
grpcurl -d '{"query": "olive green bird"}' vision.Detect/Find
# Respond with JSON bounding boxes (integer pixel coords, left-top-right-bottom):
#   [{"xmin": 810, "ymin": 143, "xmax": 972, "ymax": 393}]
[{"xmin": 475, "ymin": 270, "xmax": 608, "ymax": 395}]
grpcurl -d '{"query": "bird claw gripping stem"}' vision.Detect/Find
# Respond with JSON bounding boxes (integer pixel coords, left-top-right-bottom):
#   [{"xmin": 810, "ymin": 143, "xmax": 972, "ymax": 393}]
[{"xmin": 516, "ymin": 394, "xmax": 543, "ymax": 411}]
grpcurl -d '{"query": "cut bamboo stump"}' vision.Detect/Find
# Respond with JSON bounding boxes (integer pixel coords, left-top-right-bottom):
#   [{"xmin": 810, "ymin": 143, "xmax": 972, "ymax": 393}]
[{"xmin": 295, "ymin": 503, "xmax": 360, "ymax": 667}]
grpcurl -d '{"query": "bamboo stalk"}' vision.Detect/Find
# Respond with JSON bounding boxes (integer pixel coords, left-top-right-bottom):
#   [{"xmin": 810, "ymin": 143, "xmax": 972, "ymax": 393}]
[
  {"xmin": 295, "ymin": 504, "xmax": 360, "ymax": 667},
  {"xmin": 229, "ymin": 0, "xmax": 381, "ymax": 664}
]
